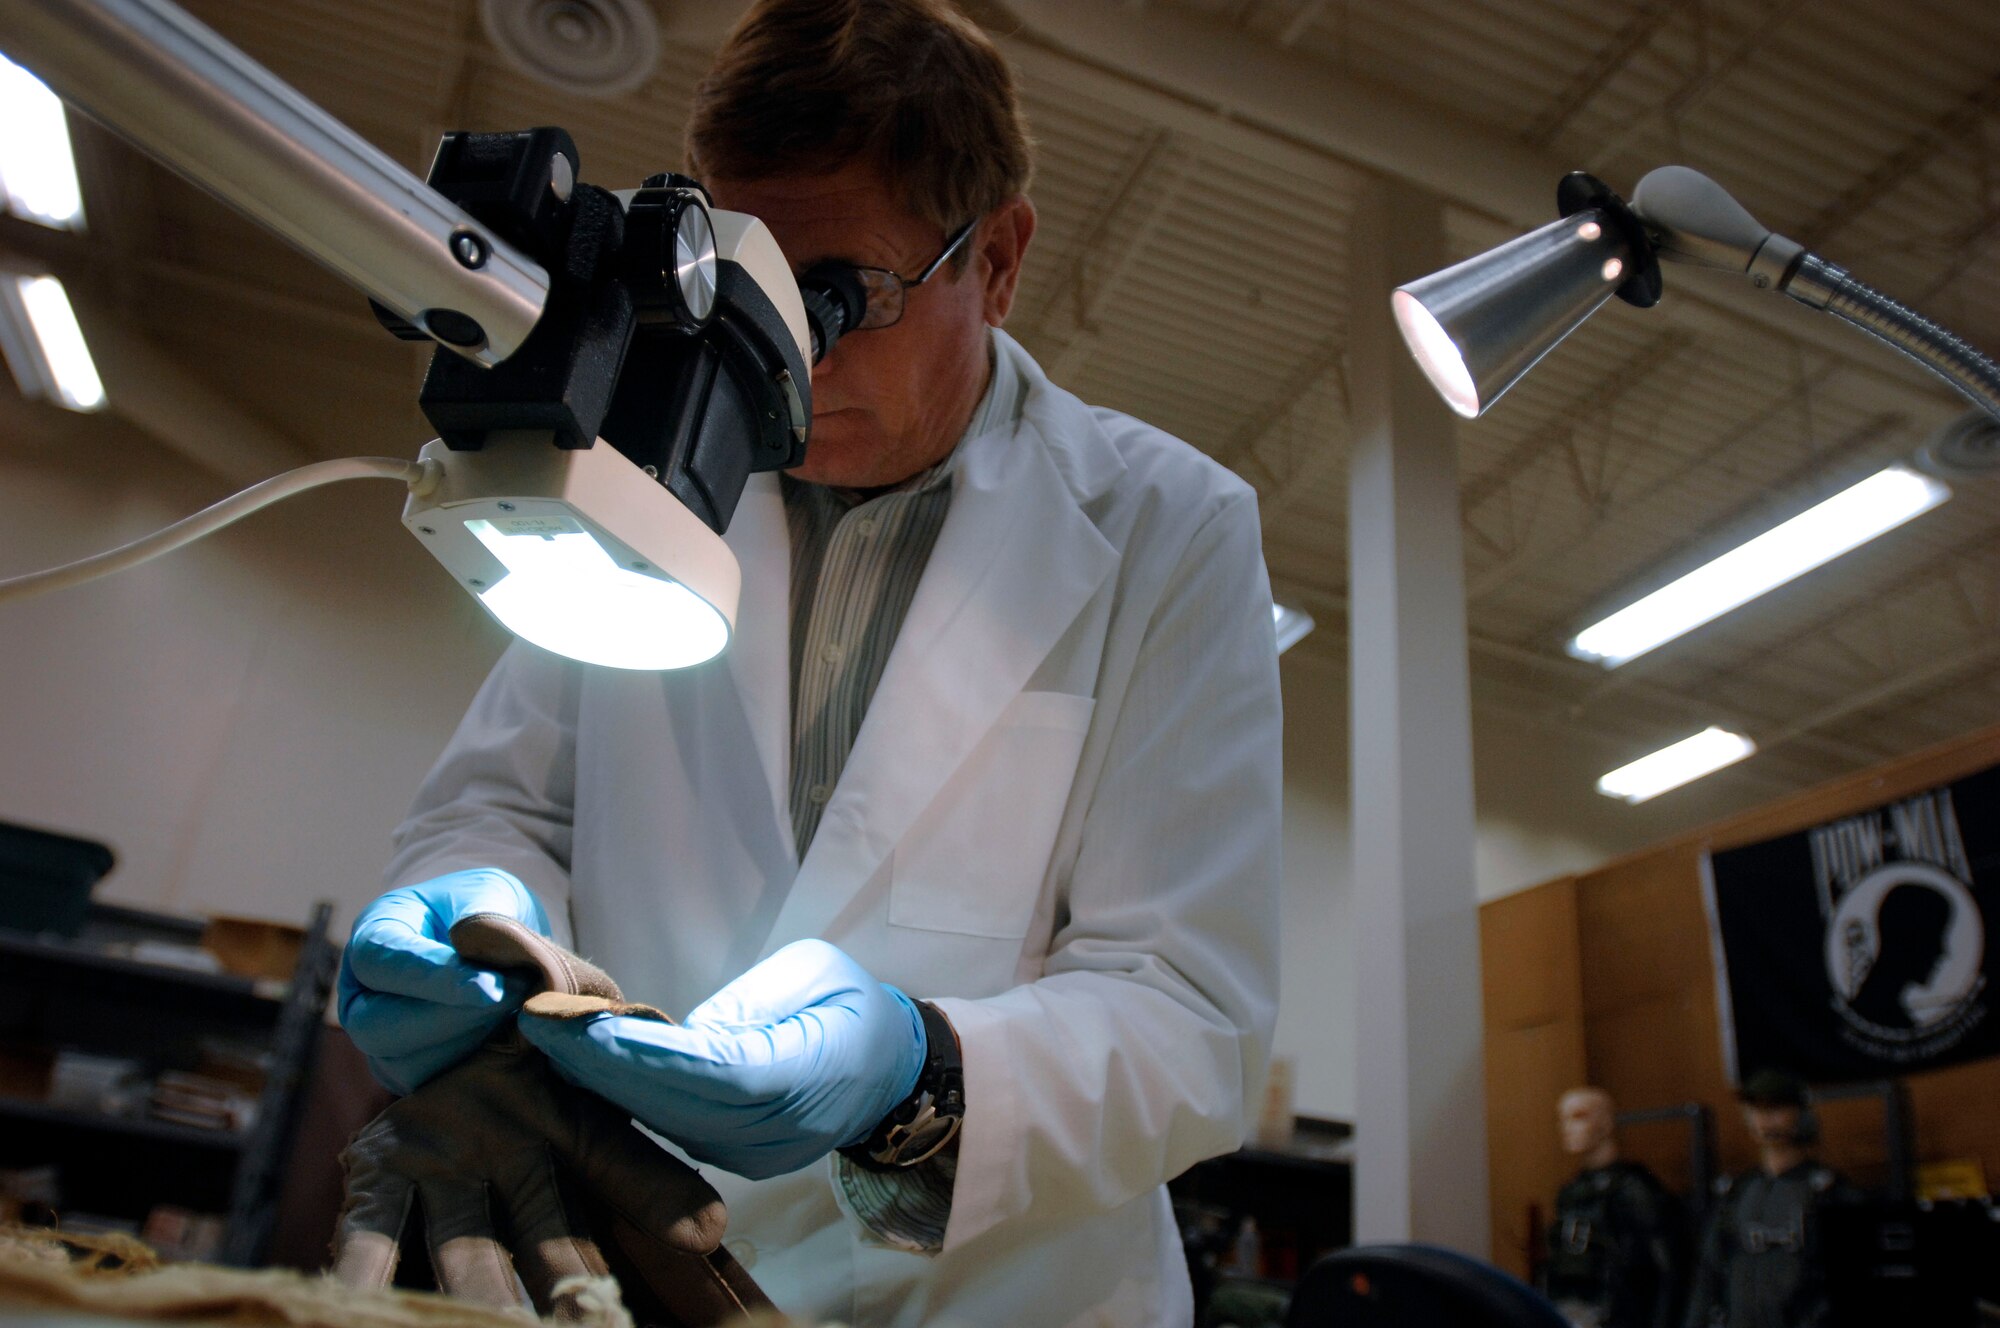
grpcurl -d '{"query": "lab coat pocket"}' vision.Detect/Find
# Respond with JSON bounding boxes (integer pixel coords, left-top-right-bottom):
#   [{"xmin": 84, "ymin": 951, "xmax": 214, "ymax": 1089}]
[{"xmin": 889, "ymin": 690, "xmax": 1095, "ymax": 939}]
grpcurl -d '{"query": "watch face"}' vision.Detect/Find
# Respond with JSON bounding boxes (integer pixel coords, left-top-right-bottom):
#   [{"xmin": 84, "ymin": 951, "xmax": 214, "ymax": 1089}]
[{"xmin": 887, "ymin": 1109, "xmax": 961, "ymax": 1168}]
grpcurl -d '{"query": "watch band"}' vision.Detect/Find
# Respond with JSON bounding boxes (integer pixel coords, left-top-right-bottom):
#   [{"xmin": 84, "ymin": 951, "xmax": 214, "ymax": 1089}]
[{"xmin": 840, "ymin": 999, "xmax": 964, "ymax": 1172}]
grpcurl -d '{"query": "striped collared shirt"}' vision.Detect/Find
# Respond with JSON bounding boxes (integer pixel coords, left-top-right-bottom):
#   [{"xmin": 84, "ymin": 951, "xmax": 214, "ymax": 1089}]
[
  {"xmin": 784, "ymin": 338, "xmax": 1022, "ymax": 1253},
  {"xmin": 783, "ymin": 336, "xmax": 1024, "ymax": 858}
]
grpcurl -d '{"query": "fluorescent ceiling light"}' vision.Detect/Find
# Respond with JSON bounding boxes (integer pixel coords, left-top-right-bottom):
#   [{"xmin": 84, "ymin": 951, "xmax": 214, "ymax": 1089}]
[
  {"xmin": 1273, "ymin": 601, "xmax": 1315, "ymax": 654},
  {"xmin": 0, "ymin": 275, "xmax": 105, "ymax": 411},
  {"xmin": 1569, "ymin": 466, "xmax": 1950, "ymax": 667},
  {"xmin": 1597, "ymin": 727, "xmax": 1755, "ymax": 804},
  {"xmin": 0, "ymin": 53, "xmax": 85, "ymax": 230}
]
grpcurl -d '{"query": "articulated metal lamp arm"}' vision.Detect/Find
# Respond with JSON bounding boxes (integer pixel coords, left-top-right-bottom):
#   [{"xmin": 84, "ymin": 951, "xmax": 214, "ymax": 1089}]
[
  {"xmin": 1782, "ymin": 255, "xmax": 2000, "ymax": 423},
  {"xmin": 1631, "ymin": 165, "xmax": 2000, "ymax": 425},
  {"xmin": 0, "ymin": 0, "xmax": 550, "ymax": 365}
]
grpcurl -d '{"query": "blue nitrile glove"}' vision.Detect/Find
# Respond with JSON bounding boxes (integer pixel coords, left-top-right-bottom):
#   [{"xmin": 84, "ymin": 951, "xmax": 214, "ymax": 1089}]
[
  {"xmin": 337, "ymin": 867, "xmax": 552, "ymax": 1094},
  {"xmin": 518, "ymin": 939, "xmax": 927, "ymax": 1180}
]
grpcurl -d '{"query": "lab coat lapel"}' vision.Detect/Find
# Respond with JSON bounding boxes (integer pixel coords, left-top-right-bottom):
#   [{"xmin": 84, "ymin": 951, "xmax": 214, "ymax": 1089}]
[
  {"xmin": 721, "ymin": 471, "xmax": 795, "ymax": 862},
  {"xmin": 762, "ymin": 410, "xmax": 1119, "ymax": 952}
]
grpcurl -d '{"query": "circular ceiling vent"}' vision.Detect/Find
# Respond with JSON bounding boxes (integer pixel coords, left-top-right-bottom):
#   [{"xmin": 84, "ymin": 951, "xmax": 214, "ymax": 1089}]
[
  {"xmin": 480, "ymin": 0, "xmax": 662, "ymax": 99},
  {"xmin": 1910, "ymin": 411, "xmax": 2000, "ymax": 482}
]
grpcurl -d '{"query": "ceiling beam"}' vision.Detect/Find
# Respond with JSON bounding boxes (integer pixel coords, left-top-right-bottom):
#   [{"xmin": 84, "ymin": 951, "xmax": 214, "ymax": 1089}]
[
  {"xmin": 1044, "ymin": 142, "xmax": 1208, "ymax": 383},
  {"xmin": 1675, "ymin": 528, "xmax": 2000, "ymax": 702},
  {"xmin": 985, "ymin": 0, "xmax": 1563, "ymax": 224},
  {"xmin": 1459, "ymin": 328, "xmax": 1699, "ymax": 515},
  {"xmin": 1278, "ymin": 0, "xmax": 1330, "ymax": 49},
  {"xmin": 1023, "ymin": 127, "xmax": 1172, "ymax": 340},
  {"xmin": 1212, "ymin": 330, "xmax": 1346, "ymax": 476},
  {"xmin": 1589, "ymin": 0, "xmax": 1813, "ymax": 162},
  {"xmin": 1756, "ymin": 636, "xmax": 2000, "ymax": 758},
  {"xmin": 1795, "ymin": 70, "xmax": 2000, "ymax": 252},
  {"xmin": 1524, "ymin": 0, "xmax": 1691, "ymax": 147}
]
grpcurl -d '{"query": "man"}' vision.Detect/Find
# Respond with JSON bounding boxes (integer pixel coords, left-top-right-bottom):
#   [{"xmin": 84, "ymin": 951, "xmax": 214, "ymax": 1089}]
[
  {"xmin": 1685, "ymin": 1070, "xmax": 1859, "ymax": 1328},
  {"xmin": 335, "ymin": 2, "xmax": 1283, "ymax": 1324},
  {"xmin": 1541, "ymin": 1087, "xmax": 1684, "ymax": 1328}
]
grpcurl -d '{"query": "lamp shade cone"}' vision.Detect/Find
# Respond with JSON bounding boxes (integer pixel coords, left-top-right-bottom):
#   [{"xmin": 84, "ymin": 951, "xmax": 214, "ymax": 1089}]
[{"xmin": 1392, "ymin": 210, "xmax": 1634, "ymax": 418}]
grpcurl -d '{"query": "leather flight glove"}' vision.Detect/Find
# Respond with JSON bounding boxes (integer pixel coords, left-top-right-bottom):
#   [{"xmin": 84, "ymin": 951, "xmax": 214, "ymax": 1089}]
[
  {"xmin": 338, "ymin": 867, "xmax": 553, "ymax": 1093},
  {"xmin": 333, "ymin": 913, "xmax": 772, "ymax": 1326},
  {"xmin": 520, "ymin": 939, "xmax": 927, "ymax": 1180}
]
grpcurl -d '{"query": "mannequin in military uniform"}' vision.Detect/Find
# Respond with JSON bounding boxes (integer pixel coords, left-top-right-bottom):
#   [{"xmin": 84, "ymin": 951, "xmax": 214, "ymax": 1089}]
[
  {"xmin": 1541, "ymin": 1086, "xmax": 1685, "ymax": 1328},
  {"xmin": 1685, "ymin": 1070, "xmax": 1860, "ymax": 1328}
]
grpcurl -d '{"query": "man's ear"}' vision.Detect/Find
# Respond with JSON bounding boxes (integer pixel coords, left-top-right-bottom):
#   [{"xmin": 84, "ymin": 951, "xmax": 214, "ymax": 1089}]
[{"xmin": 978, "ymin": 194, "xmax": 1037, "ymax": 326}]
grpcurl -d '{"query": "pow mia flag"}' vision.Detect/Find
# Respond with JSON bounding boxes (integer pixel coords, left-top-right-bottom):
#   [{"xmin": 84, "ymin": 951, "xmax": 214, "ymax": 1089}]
[{"xmin": 1702, "ymin": 765, "xmax": 2000, "ymax": 1084}]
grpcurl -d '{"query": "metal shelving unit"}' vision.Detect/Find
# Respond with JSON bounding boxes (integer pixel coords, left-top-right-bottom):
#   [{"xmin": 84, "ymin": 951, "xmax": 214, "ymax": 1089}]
[{"xmin": 0, "ymin": 900, "xmax": 336, "ymax": 1266}]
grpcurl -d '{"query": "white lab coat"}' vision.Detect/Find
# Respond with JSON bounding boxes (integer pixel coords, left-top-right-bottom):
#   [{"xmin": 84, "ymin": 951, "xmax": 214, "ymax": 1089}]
[{"xmin": 385, "ymin": 331, "xmax": 1282, "ymax": 1326}]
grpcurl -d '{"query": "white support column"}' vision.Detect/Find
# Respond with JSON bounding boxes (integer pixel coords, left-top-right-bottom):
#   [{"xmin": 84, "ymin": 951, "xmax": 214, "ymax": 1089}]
[{"xmin": 1345, "ymin": 175, "xmax": 1490, "ymax": 1254}]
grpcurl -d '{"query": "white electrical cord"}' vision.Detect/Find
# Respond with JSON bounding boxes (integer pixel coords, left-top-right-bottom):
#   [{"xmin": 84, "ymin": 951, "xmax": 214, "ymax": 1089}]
[{"xmin": 0, "ymin": 455, "xmax": 443, "ymax": 605}]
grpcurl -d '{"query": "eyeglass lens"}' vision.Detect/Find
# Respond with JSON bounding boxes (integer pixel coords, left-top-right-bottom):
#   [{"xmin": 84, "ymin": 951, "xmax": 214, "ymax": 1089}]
[{"xmin": 849, "ymin": 220, "xmax": 978, "ymax": 331}]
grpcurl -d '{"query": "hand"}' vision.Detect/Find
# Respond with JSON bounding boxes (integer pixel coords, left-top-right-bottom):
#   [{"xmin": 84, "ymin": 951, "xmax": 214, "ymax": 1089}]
[
  {"xmin": 519, "ymin": 939, "xmax": 926, "ymax": 1180},
  {"xmin": 338, "ymin": 868, "xmax": 552, "ymax": 1093}
]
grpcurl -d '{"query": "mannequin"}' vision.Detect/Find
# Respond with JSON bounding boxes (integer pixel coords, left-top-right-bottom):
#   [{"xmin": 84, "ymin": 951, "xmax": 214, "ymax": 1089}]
[
  {"xmin": 1685, "ymin": 1070, "xmax": 1859, "ymax": 1328},
  {"xmin": 1541, "ymin": 1087, "xmax": 1684, "ymax": 1328}
]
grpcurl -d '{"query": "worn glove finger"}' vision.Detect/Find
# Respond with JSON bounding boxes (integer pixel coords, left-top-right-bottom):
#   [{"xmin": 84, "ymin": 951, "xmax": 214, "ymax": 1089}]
[
  {"xmin": 596, "ymin": 1203, "xmax": 773, "ymax": 1326},
  {"xmin": 419, "ymin": 1175, "xmax": 531, "ymax": 1313},
  {"xmin": 490, "ymin": 1144, "xmax": 612, "ymax": 1320},
  {"xmin": 548, "ymin": 1092, "xmax": 728, "ymax": 1258},
  {"xmin": 330, "ymin": 1137, "xmax": 415, "ymax": 1292}
]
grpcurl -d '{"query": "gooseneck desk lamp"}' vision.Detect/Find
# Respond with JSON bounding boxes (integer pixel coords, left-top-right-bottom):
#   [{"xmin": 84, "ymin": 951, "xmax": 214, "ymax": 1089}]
[
  {"xmin": 0, "ymin": 0, "xmax": 877, "ymax": 670},
  {"xmin": 1391, "ymin": 165, "xmax": 2000, "ymax": 443}
]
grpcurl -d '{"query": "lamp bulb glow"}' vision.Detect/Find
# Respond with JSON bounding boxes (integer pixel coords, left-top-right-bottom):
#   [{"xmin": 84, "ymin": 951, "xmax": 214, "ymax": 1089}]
[{"xmin": 1391, "ymin": 289, "xmax": 1479, "ymax": 418}]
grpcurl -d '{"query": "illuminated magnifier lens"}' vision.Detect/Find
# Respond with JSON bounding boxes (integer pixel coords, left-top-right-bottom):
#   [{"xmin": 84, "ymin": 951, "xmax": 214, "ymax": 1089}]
[{"xmin": 466, "ymin": 518, "xmax": 728, "ymax": 670}]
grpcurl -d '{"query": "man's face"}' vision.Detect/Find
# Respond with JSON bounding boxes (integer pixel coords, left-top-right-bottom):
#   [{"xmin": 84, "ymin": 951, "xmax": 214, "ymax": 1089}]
[
  {"xmin": 1558, "ymin": 1091, "xmax": 1613, "ymax": 1156},
  {"xmin": 705, "ymin": 161, "xmax": 1029, "ymax": 489},
  {"xmin": 1745, "ymin": 1103, "xmax": 1802, "ymax": 1146}
]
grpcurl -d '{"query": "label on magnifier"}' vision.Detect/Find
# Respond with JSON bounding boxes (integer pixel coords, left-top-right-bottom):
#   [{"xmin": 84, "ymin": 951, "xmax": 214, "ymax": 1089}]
[{"xmin": 488, "ymin": 514, "xmax": 583, "ymax": 538}]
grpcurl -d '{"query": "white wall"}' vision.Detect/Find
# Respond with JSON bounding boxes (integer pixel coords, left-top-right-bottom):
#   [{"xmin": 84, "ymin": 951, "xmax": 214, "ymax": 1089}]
[{"xmin": 0, "ymin": 426, "xmax": 508, "ymax": 939}]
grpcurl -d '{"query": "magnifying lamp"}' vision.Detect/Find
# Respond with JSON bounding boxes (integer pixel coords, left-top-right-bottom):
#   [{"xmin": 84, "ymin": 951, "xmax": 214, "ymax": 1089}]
[
  {"xmin": 0, "ymin": 0, "xmax": 865, "ymax": 672},
  {"xmin": 1392, "ymin": 166, "xmax": 2000, "ymax": 428}
]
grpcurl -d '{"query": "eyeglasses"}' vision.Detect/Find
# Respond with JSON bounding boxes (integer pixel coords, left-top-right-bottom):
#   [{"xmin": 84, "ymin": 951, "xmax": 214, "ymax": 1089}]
[{"xmin": 840, "ymin": 219, "xmax": 978, "ymax": 331}]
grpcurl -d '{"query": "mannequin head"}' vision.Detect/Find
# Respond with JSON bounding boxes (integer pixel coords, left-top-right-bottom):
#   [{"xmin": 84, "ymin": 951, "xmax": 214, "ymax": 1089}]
[
  {"xmin": 1739, "ymin": 1068, "xmax": 1815, "ymax": 1172},
  {"xmin": 1558, "ymin": 1087, "xmax": 1618, "ymax": 1168}
]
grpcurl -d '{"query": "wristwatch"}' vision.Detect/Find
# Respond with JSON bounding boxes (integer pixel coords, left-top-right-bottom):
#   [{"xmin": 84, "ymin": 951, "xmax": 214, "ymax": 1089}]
[{"xmin": 840, "ymin": 999, "xmax": 964, "ymax": 1171}]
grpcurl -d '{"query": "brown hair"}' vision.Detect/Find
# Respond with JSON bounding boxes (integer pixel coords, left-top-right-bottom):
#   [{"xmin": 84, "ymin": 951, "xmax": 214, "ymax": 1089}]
[{"xmin": 685, "ymin": 0, "xmax": 1033, "ymax": 238}]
